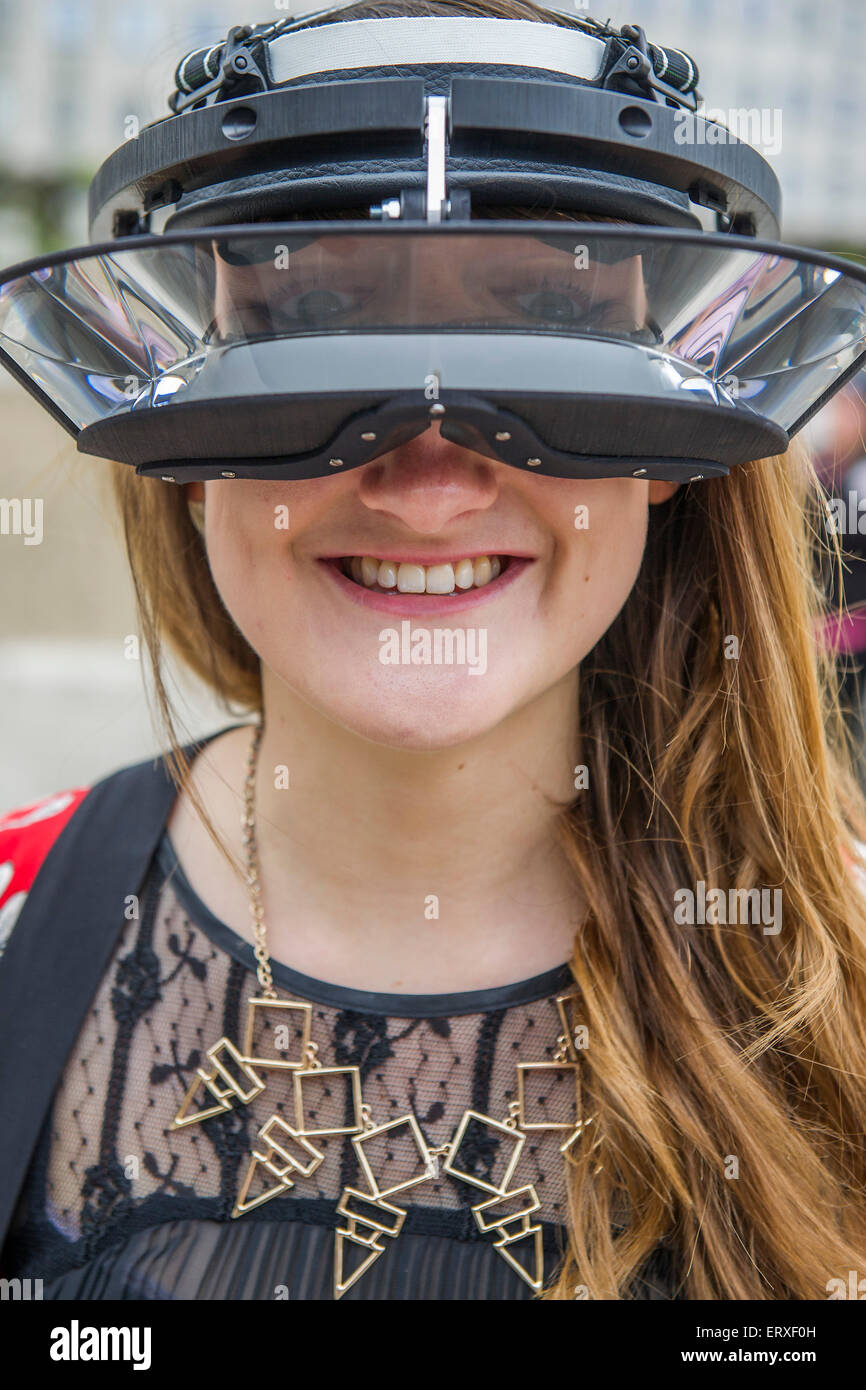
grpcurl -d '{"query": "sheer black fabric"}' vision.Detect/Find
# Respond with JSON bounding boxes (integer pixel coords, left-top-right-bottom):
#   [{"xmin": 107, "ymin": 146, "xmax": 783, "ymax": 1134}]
[{"xmin": 3, "ymin": 833, "xmax": 681, "ymax": 1300}]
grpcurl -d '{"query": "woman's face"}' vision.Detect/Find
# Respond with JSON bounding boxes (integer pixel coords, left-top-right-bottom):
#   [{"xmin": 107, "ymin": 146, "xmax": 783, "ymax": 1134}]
[
  {"xmin": 190, "ymin": 230, "xmax": 675, "ymax": 749},
  {"xmin": 188, "ymin": 446, "xmax": 676, "ymax": 750}
]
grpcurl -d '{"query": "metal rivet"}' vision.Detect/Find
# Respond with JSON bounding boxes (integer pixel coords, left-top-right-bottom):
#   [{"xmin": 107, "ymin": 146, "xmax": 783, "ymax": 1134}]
[
  {"xmin": 495, "ymin": 431, "xmax": 511, "ymax": 441},
  {"xmin": 221, "ymin": 106, "xmax": 257, "ymax": 141},
  {"xmin": 689, "ymin": 474, "xmax": 704, "ymax": 482},
  {"xmin": 632, "ymin": 468, "xmax": 648, "ymax": 477},
  {"xmin": 160, "ymin": 475, "xmax": 176, "ymax": 483},
  {"xmin": 526, "ymin": 457, "xmax": 541, "ymax": 467},
  {"xmin": 429, "ymin": 403, "xmax": 445, "ymax": 415},
  {"xmin": 361, "ymin": 431, "xmax": 377, "ymax": 441},
  {"xmin": 221, "ymin": 470, "xmax": 236, "ymax": 479},
  {"xmin": 329, "ymin": 458, "xmax": 344, "ymax": 468}
]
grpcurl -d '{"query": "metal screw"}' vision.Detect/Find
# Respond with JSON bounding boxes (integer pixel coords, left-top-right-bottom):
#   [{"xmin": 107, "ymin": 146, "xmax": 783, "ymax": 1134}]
[
  {"xmin": 627, "ymin": 55, "xmax": 640, "ymax": 69},
  {"xmin": 495, "ymin": 431, "xmax": 511, "ymax": 441},
  {"xmin": 361, "ymin": 431, "xmax": 377, "ymax": 441},
  {"xmin": 429, "ymin": 403, "xmax": 445, "ymax": 415},
  {"xmin": 160, "ymin": 475, "xmax": 176, "ymax": 483},
  {"xmin": 221, "ymin": 470, "xmax": 236, "ymax": 478},
  {"xmin": 329, "ymin": 458, "xmax": 344, "ymax": 467},
  {"xmin": 526, "ymin": 457, "xmax": 541, "ymax": 467},
  {"xmin": 369, "ymin": 198, "xmax": 402, "ymax": 220},
  {"xmin": 632, "ymin": 468, "xmax": 648, "ymax": 477}
]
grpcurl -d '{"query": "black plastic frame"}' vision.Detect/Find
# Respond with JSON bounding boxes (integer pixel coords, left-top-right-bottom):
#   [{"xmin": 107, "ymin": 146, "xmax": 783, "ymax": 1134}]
[
  {"xmin": 87, "ymin": 78, "xmax": 782, "ymax": 240},
  {"xmin": 81, "ymin": 388, "xmax": 781, "ymax": 483}
]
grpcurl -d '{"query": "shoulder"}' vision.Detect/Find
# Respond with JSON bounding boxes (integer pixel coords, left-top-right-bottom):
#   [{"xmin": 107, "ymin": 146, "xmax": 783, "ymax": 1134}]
[{"xmin": 0, "ymin": 787, "xmax": 91, "ymax": 953}]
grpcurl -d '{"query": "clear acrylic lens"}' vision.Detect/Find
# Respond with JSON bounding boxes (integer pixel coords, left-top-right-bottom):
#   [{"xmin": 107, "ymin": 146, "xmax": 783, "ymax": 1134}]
[{"xmin": 1, "ymin": 228, "xmax": 865, "ymax": 438}]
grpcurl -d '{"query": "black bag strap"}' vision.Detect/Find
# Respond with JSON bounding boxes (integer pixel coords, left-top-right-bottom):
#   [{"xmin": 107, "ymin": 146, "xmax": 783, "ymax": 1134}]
[{"xmin": 0, "ymin": 724, "xmax": 239, "ymax": 1251}]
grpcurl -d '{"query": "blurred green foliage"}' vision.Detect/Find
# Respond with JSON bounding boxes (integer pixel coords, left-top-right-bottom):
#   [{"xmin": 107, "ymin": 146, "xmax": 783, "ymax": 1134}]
[{"xmin": 0, "ymin": 165, "xmax": 92, "ymax": 256}]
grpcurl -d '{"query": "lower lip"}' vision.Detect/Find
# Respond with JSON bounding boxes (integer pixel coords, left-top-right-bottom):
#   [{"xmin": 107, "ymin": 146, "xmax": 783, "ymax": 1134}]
[{"xmin": 318, "ymin": 558, "xmax": 533, "ymax": 614}]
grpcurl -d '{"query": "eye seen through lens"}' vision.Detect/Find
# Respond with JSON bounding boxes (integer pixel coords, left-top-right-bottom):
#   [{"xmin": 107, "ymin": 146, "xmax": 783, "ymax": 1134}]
[{"xmin": 208, "ymin": 233, "xmax": 651, "ymax": 341}]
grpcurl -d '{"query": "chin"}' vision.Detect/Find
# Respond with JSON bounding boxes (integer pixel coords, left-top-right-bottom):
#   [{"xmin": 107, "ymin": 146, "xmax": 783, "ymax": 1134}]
[{"xmin": 309, "ymin": 681, "xmax": 520, "ymax": 751}]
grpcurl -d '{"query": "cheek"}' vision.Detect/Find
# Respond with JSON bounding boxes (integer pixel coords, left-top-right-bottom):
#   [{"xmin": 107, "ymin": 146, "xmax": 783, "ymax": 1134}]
[
  {"xmin": 203, "ymin": 500, "xmax": 289, "ymax": 643},
  {"xmin": 546, "ymin": 489, "xmax": 648, "ymax": 657}
]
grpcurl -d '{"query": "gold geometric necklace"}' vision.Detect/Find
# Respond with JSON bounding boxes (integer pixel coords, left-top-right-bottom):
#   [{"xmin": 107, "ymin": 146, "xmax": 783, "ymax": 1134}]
[{"xmin": 170, "ymin": 720, "xmax": 589, "ymax": 1297}]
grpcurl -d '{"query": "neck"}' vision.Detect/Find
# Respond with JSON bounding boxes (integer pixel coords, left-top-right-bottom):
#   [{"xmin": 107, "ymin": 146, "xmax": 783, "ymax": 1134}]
[
  {"xmin": 241, "ymin": 664, "xmax": 583, "ymax": 990},
  {"xmin": 174, "ymin": 667, "xmax": 585, "ymax": 993}
]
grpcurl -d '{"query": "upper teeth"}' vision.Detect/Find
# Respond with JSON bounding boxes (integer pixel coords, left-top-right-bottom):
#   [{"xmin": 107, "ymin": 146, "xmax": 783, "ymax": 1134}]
[{"xmin": 345, "ymin": 554, "xmax": 503, "ymax": 594}]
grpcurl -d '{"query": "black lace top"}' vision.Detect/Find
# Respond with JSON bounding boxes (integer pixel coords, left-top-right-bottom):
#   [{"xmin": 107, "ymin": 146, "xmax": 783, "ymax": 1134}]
[{"xmin": 3, "ymin": 832, "xmax": 678, "ymax": 1300}]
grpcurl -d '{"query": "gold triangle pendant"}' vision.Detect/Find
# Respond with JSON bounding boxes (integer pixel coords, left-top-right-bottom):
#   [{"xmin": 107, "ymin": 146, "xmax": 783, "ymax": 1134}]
[
  {"xmin": 334, "ymin": 1225, "xmax": 387, "ymax": 1298},
  {"xmin": 233, "ymin": 1151, "xmax": 295, "ymax": 1217},
  {"xmin": 444, "ymin": 1106, "xmax": 546, "ymax": 1291},
  {"xmin": 493, "ymin": 1222, "xmax": 545, "ymax": 1293},
  {"xmin": 170, "ymin": 1067, "xmax": 235, "ymax": 1129},
  {"xmin": 330, "ymin": 1110, "xmax": 427, "ymax": 1297},
  {"xmin": 231, "ymin": 1116, "xmax": 325, "ymax": 1218},
  {"xmin": 170, "ymin": 1032, "xmax": 266, "ymax": 1131}
]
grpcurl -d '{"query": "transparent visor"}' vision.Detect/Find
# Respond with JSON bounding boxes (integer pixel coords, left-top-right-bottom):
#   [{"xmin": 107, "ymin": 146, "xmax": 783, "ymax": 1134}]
[{"xmin": 1, "ymin": 226, "xmax": 865, "ymax": 442}]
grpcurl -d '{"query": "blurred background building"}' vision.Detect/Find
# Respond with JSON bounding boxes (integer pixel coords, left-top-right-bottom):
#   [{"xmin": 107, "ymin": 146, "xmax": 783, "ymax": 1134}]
[{"xmin": 2, "ymin": 0, "xmax": 866, "ymax": 804}]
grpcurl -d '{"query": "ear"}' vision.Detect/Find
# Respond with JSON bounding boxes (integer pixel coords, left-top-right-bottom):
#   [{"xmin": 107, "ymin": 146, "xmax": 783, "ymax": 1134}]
[
  {"xmin": 184, "ymin": 481, "xmax": 205, "ymax": 502},
  {"xmin": 648, "ymin": 479, "xmax": 680, "ymax": 505}
]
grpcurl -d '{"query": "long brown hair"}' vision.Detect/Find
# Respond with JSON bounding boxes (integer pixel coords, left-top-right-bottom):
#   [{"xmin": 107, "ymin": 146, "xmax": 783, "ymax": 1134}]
[{"xmin": 112, "ymin": 0, "xmax": 866, "ymax": 1299}]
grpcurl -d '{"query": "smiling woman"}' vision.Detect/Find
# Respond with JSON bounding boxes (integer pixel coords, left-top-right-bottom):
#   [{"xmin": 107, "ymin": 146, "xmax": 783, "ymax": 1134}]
[
  {"xmin": 1, "ymin": 0, "xmax": 866, "ymax": 1310},
  {"xmin": 179, "ymin": 419, "xmax": 674, "ymax": 754}
]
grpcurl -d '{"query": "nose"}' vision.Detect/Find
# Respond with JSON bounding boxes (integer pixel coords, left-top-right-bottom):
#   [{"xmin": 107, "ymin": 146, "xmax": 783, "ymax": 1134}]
[{"xmin": 356, "ymin": 422, "xmax": 501, "ymax": 533}]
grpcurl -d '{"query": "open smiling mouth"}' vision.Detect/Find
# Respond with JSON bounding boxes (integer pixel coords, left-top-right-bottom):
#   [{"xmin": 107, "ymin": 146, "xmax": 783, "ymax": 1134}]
[{"xmin": 337, "ymin": 554, "xmax": 512, "ymax": 596}]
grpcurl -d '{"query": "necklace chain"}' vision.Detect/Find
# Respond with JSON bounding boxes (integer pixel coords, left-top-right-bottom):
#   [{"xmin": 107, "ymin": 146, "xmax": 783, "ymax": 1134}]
[{"xmin": 242, "ymin": 720, "xmax": 277, "ymax": 1000}]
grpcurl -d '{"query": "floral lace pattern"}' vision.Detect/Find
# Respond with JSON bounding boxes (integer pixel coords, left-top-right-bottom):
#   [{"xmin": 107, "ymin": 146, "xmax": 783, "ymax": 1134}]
[{"xmin": 6, "ymin": 835, "xmax": 583, "ymax": 1295}]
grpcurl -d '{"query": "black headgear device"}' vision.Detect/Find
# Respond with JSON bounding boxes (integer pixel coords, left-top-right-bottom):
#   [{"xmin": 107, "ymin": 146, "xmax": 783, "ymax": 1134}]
[{"xmin": 0, "ymin": 2, "xmax": 864, "ymax": 484}]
